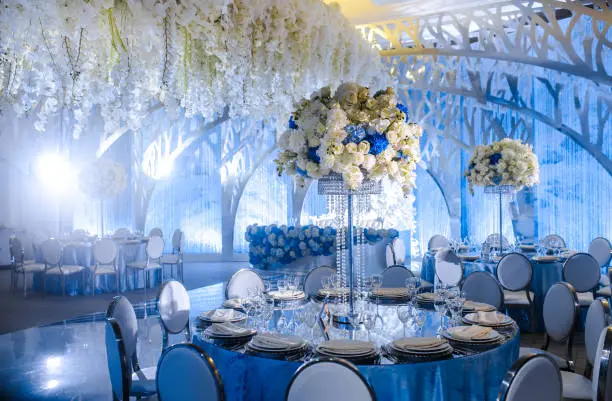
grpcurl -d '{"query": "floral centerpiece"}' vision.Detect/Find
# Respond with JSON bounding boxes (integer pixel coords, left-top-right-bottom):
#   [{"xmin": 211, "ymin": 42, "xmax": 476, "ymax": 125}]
[
  {"xmin": 274, "ymin": 83, "xmax": 421, "ymax": 194},
  {"xmin": 465, "ymin": 138, "xmax": 539, "ymax": 194},
  {"xmin": 79, "ymin": 160, "xmax": 127, "ymax": 199},
  {"xmin": 245, "ymin": 224, "xmax": 399, "ymax": 268}
]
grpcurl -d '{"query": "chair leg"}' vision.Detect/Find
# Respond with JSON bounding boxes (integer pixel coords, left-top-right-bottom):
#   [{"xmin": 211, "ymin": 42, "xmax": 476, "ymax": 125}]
[
  {"xmin": 23, "ymin": 272, "xmax": 27, "ymax": 298},
  {"xmin": 82, "ymin": 271, "xmax": 86, "ymax": 296},
  {"xmin": 91, "ymin": 273, "xmax": 95, "ymax": 296},
  {"xmin": 115, "ymin": 272, "xmax": 119, "ymax": 294}
]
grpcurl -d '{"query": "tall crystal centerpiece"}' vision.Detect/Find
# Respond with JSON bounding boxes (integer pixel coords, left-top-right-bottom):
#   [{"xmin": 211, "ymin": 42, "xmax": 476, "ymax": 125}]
[
  {"xmin": 318, "ymin": 173, "xmax": 382, "ymax": 320},
  {"xmin": 484, "ymin": 185, "xmax": 516, "ymax": 254}
]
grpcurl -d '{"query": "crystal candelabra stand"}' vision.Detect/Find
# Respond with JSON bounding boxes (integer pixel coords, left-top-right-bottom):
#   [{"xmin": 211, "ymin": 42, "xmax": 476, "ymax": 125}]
[
  {"xmin": 318, "ymin": 173, "xmax": 382, "ymax": 322},
  {"xmin": 484, "ymin": 185, "xmax": 516, "ymax": 254}
]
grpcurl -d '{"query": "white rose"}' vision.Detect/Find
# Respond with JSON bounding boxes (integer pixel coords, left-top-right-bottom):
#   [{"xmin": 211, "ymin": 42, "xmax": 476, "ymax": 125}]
[{"xmin": 362, "ymin": 154, "xmax": 376, "ymax": 171}]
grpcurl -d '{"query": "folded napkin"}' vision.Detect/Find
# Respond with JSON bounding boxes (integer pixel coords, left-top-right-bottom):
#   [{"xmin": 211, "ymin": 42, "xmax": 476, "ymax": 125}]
[
  {"xmin": 373, "ymin": 288, "xmax": 409, "ymax": 297},
  {"xmin": 318, "ymin": 340, "xmax": 374, "ymax": 353},
  {"xmin": 392, "ymin": 338, "xmax": 446, "ymax": 350},
  {"xmin": 201, "ymin": 308, "xmax": 240, "ymax": 322},
  {"xmin": 418, "ymin": 292, "xmax": 440, "ymax": 301},
  {"xmin": 319, "ymin": 288, "xmax": 349, "ymax": 296},
  {"xmin": 209, "ymin": 322, "xmax": 251, "ymax": 336},
  {"xmin": 269, "ymin": 290, "xmax": 305, "ymax": 300},
  {"xmin": 450, "ymin": 325, "xmax": 494, "ymax": 341},
  {"xmin": 463, "ymin": 300, "xmax": 495, "ymax": 311},
  {"xmin": 466, "ymin": 311, "xmax": 509, "ymax": 325},
  {"xmin": 251, "ymin": 334, "xmax": 302, "ymax": 349},
  {"xmin": 533, "ymin": 255, "xmax": 558, "ymax": 262}
]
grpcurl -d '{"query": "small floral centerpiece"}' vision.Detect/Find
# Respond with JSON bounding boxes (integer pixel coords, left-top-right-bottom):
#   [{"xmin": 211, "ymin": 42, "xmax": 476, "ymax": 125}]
[
  {"xmin": 274, "ymin": 83, "xmax": 421, "ymax": 194},
  {"xmin": 79, "ymin": 160, "xmax": 127, "ymax": 199},
  {"xmin": 465, "ymin": 138, "xmax": 539, "ymax": 194}
]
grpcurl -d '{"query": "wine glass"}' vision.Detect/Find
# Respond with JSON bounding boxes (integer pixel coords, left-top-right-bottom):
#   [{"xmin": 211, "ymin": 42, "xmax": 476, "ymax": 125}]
[
  {"xmin": 277, "ymin": 279, "xmax": 287, "ymax": 292},
  {"xmin": 434, "ymin": 291, "xmax": 448, "ymax": 333},
  {"xmin": 262, "ymin": 305, "xmax": 274, "ymax": 332},
  {"xmin": 287, "ymin": 275, "xmax": 297, "ymax": 292},
  {"xmin": 414, "ymin": 310, "xmax": 427, "ymax": 336},
  {"xmin": 397, "ymin": 305, "xmax": 411, "ymax": 337},
  {"xmin": 362, "ymin": 309, "xmax": 376, "ymax": 341}
]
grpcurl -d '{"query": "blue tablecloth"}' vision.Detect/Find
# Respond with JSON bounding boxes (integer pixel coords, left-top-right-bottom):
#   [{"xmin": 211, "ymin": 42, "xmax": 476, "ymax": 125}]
[
  {"xmin": 31, "ymin": 240, "xmax": 157, "ymax": 296},
  {"xmin": 193, "ymin": 332, "xmax": 519, "ymax": 401}
]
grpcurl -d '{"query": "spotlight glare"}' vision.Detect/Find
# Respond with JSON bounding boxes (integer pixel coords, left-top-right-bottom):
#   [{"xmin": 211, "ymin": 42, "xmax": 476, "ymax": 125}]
[{"xmin": 35, "ymin": 153, "xmax": 75, "ymax": 192}]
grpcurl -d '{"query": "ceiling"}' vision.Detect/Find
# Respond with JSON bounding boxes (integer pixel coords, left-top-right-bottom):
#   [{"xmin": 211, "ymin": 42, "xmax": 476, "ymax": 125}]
[{"xmin": 326, "ymin": 0, "xmax": 512, "ymax": 24}]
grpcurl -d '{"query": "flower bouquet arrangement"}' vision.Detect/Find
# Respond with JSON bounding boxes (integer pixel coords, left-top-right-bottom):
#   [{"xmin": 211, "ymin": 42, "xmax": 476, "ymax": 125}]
[
  {"xmin": 274, "ymin": 83, "xmax": 421, "ymax": 194},
  {"xmin": 79, "ymin": 160, "xmax": 127, "ymax": 199},
  {"xmin": 465, "ymin": 138, "xmax": 539, "ymax": 194}
]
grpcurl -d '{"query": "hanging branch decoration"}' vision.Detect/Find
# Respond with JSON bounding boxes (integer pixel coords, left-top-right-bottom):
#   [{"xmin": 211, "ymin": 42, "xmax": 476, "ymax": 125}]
[{"xmin": 0, "ymin": 0, "xmax": 387, "ymax": 137}]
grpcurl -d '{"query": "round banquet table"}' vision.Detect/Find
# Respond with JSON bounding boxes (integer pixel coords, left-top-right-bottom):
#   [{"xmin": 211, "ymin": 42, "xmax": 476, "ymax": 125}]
[
  {"xmin": 421, "ymin": 251, "xmax": 573, "ymax": 331},
  {"xmin": 193, "ymin": 302, "xmax": 520, "ymax": 401}
]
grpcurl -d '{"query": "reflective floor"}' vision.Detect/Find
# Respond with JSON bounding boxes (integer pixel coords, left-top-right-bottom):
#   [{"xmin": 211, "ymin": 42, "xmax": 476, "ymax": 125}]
[{"xmin": 0, "ymin": 283, "xmax": 226, "ymax": 401}]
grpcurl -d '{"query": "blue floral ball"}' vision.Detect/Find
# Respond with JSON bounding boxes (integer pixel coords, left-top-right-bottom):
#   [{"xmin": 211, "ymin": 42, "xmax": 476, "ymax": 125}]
[
  {"xmin": 343, "ymin": 124, "xmax": 367, "ymax": 144},
  {"xmin": 366, "ymin": 132, "xmax": 389, "ymax": 155}
]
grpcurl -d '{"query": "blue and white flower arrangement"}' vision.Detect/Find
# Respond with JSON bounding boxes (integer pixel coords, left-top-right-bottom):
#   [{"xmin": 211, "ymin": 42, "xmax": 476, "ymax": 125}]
[
  {"xmin": 465, "ymin": 138, "xmax": 539, "ymax": 194},
  {"xmin": 274, "ymin": 83, "xmax": 422, "ymax": 195},
  {"xmin": 246, "ymin": 224, "xmax": 399, "ymax": 268}
]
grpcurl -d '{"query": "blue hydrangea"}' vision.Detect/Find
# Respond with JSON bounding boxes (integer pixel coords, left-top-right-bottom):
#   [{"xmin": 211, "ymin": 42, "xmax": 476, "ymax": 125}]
[
  {"xmin": 366, "ymin": 132, "xmax": 389, "ymax": 155},
  {"xmin": 307, "ymin": 147, "xmax": 320, "ymax": 163},
  {"xmin": 396, "ymin": 103, "xmax": 409, "ymax": 122},
  {"xmin": 296, "ymin": 165, "xmax": 308, "ymax": 177},
  {"xmin": 288, "ymin": 115, "xmax": 298, "ymax": 130},
  {"xmin": 493, "ymin": 175, "xmax": 502, "ymax": 185},
  {"xmin": 343, "ymin": 124, "xmax": 367, "ymax": 144},
  {"xmin": 489, "ymin": 152, "xmax": 502, "ymax": 166}
]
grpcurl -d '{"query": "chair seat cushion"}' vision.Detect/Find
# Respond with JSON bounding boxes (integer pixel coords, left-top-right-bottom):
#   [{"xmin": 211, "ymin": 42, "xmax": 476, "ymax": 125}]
[
  {"xmin": 92, "ymin": 265, "xmax": 117, "ymax": 275},
  {"xmin": 561, "ymin": 371, "xmax": 592, "ymax": 400},
  {"xmin": 127, "ymin": 261, "xmax": 161, "ymax": 270},
  {"xmin": 16, "ymin": 263, "xmax": 45, "ymax": 273},
  {"xmin": 46, "ymin": 265, "xmax": 85, "ymax": 275},
  {"xmin": 519, "ymin": 347, "xmax": 569, "ymax": 370},
  {"xmin": 131, "ymin": 366, "xmax": 157, "ymax": 395},
  {"xmin": 504, "ymin": 290, "xmax": 534, "ymax": 305},
  {"xmin": 577, "ymin": 292, "xmax": 594, "ymax": 306},
  {"xmin": 160, "ymin": 254, "xmax": 180, "ymax": 264},
  {"xmin": 596, "ymin": 286, "xmax": 611, "ymax": 297}
]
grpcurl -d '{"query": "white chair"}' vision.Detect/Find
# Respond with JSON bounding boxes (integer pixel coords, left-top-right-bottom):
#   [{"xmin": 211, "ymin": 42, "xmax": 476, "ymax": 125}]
[
  {"xmin": 497, "ymin": 353, "xmax": 562, "ymax": 401},
  {"xmin": 160, "ymin": 229, "xmax": 183, "ymax": 281},
  {"xmin": 560, "ymin": 325, "xmax": 612, "ymax": 400},
  {"xmin": 157, "ymin": 280, "xmax": 191, "ymax": 350},
  {"xmin": 91, "ymin": 239, "xmax": 119, "ymax": 295},
  {"xmin": 225, "ymin": 269, "xmax": 265, "ymax": 299},
  {"xmin": 126, "ymin": 236, "xmax": 164, "ymax": 300},
  {"xmin": 428, "ymin": 235, "xmax": 450, "ymax": 251},
  {"xmin": 385, "ymin": 238, "xmax": 406, "ymax": 267},
  {"xmin": 10, "ymin": 237, "xmax": 45, "ymax": 297},
  {"xmin": 541, "ymin": 234, "xmax": 567, "ymax": 249},
  {"xmin": 584, "ymin": 299, "xmax": 611, "ymax": 375},
  {"xmin": 519, "ymin": 282, "xmax": 579, "ymax": 371},
  {"xmin": 106, "ymin": 296, "xmax": 156, "ymax": 397},
  {"xmin": 285, "ymin": 358, "xmax": 376, "ymax": 401},
  {"xmin": 42, "ymin": 238, "xmax": 86, "ymax": 296},
  {"xmin": 149, "ymin": 227, "xmax": 164, "ymax": 238},
  {"xmin": 435, "ymin": 248, "xmax": 464, "ymax": 287},
  {"xmin": 105, "ymin": 316, "xmax": 156, "ymax": 400},
  {"xmin": 563, "ymin": 253, "xmax": 601, "ymax": 306},
  {"xmin": 156, "ymin": 343, "xmax": 225, "ymax": 401},
  {"xmin": 496, "ymin": 253, "xmax": 535, "ymax": 331},
  {"xmin": 113, "ymin": 228, "xmax": 131, "ymax": 239},
  {"xmin": 381, "ymin": 265, "xmax": 414, "ymax": 288},
  {"xmin": 303, "ymin": 266, "xmax": 335, "ymax": 299},
  {"xmin": 461, "ymin": 271, "xmax": 504, "ymax": 311}
]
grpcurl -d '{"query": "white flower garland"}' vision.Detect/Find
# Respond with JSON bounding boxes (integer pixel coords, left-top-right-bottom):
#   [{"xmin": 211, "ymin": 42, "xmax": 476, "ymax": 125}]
[
  {"xmin": 465, "ymin": 138, "xmax": 540, "ymax": 194},
  {"xmin": 0, "ymin": 0, "xmax": 387, "ymax": 137},
  {"xmin": 275, "ymin": 83, "xmax": 422, "ymax": 194}
]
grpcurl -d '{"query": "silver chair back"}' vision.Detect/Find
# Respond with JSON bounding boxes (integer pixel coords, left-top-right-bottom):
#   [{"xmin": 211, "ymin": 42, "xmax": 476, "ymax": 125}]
[
  {"xmin": 541, "ymin": 234, "xmax": 567, "ymax": 249},
  {"xmin": 381, "ymin": 265, "xmax": 414, "ymax": 288},
  {"xmin": 428, "ymin": 235, "xmax": 450, "ymax": 251},
  {"xmin": 157, "ymin": 280, "xmax": 191, "ymax": 349},
  {"xmin": 113, "ymin": 228, "xmax": 131, "ymax": 239},
  {"xmin": 435, "ymin": 248, "xmax": 463, "ymax": 287},
  {"xmin": 285, "ymin": 358, "xmax": 376, "ymax": 401},
  {"xmin": 105, "ymin": 318, "xmax": 130, "ymax": 401},
  {"xmin": 586, "ymin": 299, "xmax": 611, "ymax": 366},
  {"xmin": 10, "ymin": 237, "xmax": 24, "ymax": 265},
  {"xmin": 497, "ymin": 353, "xmax": 562, "ymax": 401},
  {"xmin": 106, "ymin": 296, "xmax": 139, "ymax": 369},
  {"xmin": 593, "ymin": 326, "xmax": 612, "ymax": 401},
  {"xmin": 496, "ymin": 253, "xmax": 532, "ymax": 291},
  {"xmin": 589, "ymin": 237, "xmax": 612, "ymax": 268},
  {"xmin": 93, "ymin": 239, "xmax": 118, "ymax": 266},
  {"xmin": 41, "ymin": 239, "xmax": 62, "ymax": 267},
  {"xmin": 563, "ymin": 253, "xmax": 601, "ymax": 293},
  {"xmin": 149, "ymin": 227, "xmax": 164, "ymax": 238},
  {"xmin": 225, "ymin": 269, "xmax": 265, "ymax": 299},
  {"xmin": 171, "ymin": 230, "xmax": 183, "ymax": 252},
  {"xmin": 543, "ymin": 282, "xmax": 579, "ymax": 343},
  {"xmin": 147, "ymin": 236, "xmax": 165, "ymax": 260},
  {"xmin": 304, "ymin": 266, "xmax": 335, "ymax": 299},
  {"xmin": 156, "ymin": 343, "xmax": 225, "ymax": 401},
  {"xmin": 461, "ymin": 271, "xmax": 504, "ymax": 310}
]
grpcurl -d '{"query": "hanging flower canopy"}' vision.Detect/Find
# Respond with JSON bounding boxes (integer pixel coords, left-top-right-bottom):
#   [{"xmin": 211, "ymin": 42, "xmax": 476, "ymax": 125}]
[{"xmin": 0, "ymin": 0, "xmax": 387, "ymax": 138}]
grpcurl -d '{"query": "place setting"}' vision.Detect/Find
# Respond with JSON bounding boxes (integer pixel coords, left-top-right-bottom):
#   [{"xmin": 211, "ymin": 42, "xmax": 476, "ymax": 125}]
[
  {"xmin": 197, "ymin": 308, "xmax": 247, "ymax": 327},
  {"xmin": 370, "ymin": 287, "xmax": 411, "ymax": 304},
  {"xmin": 245, "ymin": 333, "xmax": 311, "ymax": 361},
  {"xmin": 316, "ymin": 339, "xmax": 380, "ymax": 365},
  {"xmin": 441, "ymin": 325, "xmax": 504, "ymax": 355},
  {"xmin": 462, "ymin": 300, "xmax": 497, "ymax": 313},
  {"xmin": 202, "ymin": 323, "xmax": 257, "ymax": 349},
  {"xmin": 383, "ymin": 337, "xmax": 454, "ymax": 364}
]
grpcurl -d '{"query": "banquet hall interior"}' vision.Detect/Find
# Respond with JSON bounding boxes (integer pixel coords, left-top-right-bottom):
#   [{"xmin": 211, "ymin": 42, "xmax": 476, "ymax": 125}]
[{"xmin": 0, "ymin": 0, "xmax": 610, "ymax": 400}]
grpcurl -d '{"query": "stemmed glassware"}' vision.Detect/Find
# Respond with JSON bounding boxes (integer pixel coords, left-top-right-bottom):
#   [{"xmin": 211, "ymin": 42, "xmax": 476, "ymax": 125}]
[
  {"xmin": 303, "ymin": 305, "xmax": 318, "ymax": 343},
  {"xmin": 371, "ymin": 274, "xmax": 384, "ymax": 331},
  {"xmin": 277, "ymin": 279, "xmax": 287, "ymax": 292},
  {"xmin": 287, "ymin": 275, "xmax": 298, "ymax": 293},
  {"xmin": 414, "ymin": 309, "xmax": 427, "ymax": 336},
  {"xmin": 397, "ymin": 304, "xmax": 411, "ymax": 337},
  {"xmin": 434, "ymin": 289, "xmax": 448, "ymax": 334},
  {"xmin": 362, "ymin": 308, "xmax": 376, "ymax": 341}
]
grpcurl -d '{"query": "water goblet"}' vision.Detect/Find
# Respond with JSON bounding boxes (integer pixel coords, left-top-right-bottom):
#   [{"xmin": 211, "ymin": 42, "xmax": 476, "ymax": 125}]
[
  {"xmin": 277, "ymin": 279, "xmax": 287, "ymax": 292},
  {"xmin": 397, "ymin": 305, "xmax": 411, "ymax": 337},
  {"xmin": 414, "ymin": 310, "xmax": 427, "ymax": 336},
  {"xmin": 262, "ymin": 305, "xmax": 274, "ymax": 332},
  {"xmin": 362, "ymin": 309, "xmax": 376, "ymax": 341},
  {"xmin": 434, "ymin": 294, "xmax": 448, "ymax": 333}
]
